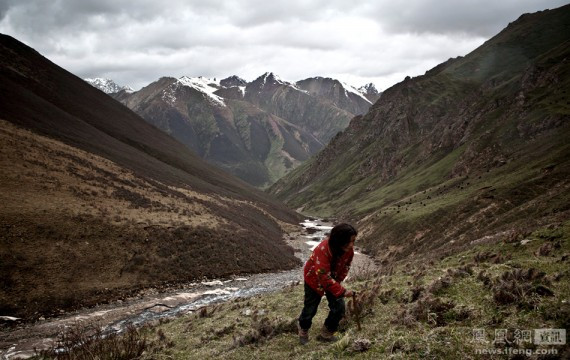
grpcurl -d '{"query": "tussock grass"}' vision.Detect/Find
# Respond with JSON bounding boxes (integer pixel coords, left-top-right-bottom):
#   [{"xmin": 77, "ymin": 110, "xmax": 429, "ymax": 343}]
[{"xmin": 124, "ymin": 221, "xmax": 570, "ymax": 359}]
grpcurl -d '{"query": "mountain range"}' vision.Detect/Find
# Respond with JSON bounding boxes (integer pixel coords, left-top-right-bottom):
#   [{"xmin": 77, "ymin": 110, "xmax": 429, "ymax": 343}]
[
  {"xmin": 0, "ymin": 33, "xmax": 301, "ymax": 319},
  {"xmin": 270, "ymin": 5, "xmax": 570, "ymax": 264},
  {"xmin": 109, "ymin": 73, "xmax": 380, "ymax": 187}
]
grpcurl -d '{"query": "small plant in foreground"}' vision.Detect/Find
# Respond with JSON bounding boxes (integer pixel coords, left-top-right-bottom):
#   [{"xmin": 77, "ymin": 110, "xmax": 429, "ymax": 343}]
[
  {"xmin": 37, "ymin": 322, "xmax": 160, "ymax": 360},
  {"xmin": 346, "ymin": 281, "xmax": 381, "ymax": 331},
  {"xmin": 231, "ymin": 316, "xmax": 297, "ymax": 348}
]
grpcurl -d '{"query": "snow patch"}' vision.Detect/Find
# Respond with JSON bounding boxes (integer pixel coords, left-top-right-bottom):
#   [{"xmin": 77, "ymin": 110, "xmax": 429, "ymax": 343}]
[
  {"xmin": 161, "ymin": 85, "xmax": 177, "ymax": 105},
  {"xmin": 177, "ymin": 76, "xmax": 226, "ymax": 107},
  {"xmin": 341, "ymin": 81, "xmax": 372, "ymax": 104}
]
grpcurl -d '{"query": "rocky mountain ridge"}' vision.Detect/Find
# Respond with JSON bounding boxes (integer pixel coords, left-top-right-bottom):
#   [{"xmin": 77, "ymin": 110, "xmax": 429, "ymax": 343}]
[{"xmin": 114, "ymin": 72, "xmax": 381, "ymax": 187}]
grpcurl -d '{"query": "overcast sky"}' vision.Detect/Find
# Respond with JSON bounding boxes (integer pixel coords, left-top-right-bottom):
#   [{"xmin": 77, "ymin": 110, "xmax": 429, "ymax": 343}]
[{"xmin": 0, "ymin": 0, "xmax": 567, "ymax": 91}]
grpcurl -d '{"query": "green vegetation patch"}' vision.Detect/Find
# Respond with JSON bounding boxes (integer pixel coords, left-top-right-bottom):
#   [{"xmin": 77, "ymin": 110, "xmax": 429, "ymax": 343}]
[{"xmin": 66, "ymin": 222, "xmax": 564, "ymax": 359}]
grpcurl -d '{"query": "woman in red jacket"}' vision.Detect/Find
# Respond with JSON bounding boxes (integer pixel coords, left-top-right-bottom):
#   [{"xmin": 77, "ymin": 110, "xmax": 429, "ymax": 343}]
[{"xmin": 298, "ymin": 223, "xmax": 357, "ymax": 344}]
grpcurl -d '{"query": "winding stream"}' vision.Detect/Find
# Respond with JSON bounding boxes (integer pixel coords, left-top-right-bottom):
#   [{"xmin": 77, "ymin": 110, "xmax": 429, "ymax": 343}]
[{"xmin": 1, "ymin": 220, "xmax": 368, "ymax": 359}]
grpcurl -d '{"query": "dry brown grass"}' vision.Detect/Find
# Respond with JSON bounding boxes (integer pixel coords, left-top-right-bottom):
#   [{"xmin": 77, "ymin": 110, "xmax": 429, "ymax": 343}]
[
  {"xmin": 0, "ymin": 119, "xmax": 221, "ymax": 228},
  {"xmin": 0, "ymin": 120, "xmax": 300, "ymax": 319}
]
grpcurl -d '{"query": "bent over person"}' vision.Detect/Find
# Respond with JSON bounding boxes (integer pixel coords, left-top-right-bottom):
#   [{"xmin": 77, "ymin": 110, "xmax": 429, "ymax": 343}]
[{"xmin": 298, "ymin": 223, "xmax": 357, "ymax": 344}]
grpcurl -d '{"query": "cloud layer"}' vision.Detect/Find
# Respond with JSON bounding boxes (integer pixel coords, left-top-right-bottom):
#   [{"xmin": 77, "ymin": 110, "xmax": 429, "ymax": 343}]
[{"xmin": 0, "ymin": 0, "xmax": 566, "ymax": 90}]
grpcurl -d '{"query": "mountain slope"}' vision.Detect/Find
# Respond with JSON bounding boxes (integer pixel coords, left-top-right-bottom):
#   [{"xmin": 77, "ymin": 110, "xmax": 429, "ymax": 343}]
[
  {"xmin": 115, "ymin": 72, "xmax": 376, "ymax": 187},
  {"xmin": 0, "ymin": 33, "xmax": 301, "ymax": 319},
  {"xmin": 114, "ymin": 76, "xmax": 323, "ymax": 187},
  {"xmin": 296, "ymin": 76, "xmax": 373, "ymax": 115},
  {"xmin": 270, "ymin": 5, "xmax": 570, "ymax": 264},
  {"xmin": 243, "ymin": 72, "xmax": 358, "ymax": 144}
]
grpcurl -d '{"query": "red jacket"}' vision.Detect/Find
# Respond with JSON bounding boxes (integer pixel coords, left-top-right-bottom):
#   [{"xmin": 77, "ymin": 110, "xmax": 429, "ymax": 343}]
[{"xmin": 304, "ymin": 237, "xmax": 353, "ymax": 298}]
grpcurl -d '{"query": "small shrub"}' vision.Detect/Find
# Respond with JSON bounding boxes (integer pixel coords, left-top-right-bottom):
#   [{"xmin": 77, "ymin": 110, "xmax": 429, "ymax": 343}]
[
  {"xmin": 198, "ymin": 305, "xmax": 219, "ymax": 318},
  {"xmin": 474, "ymin": 251, "xmax": 511, "ymax": 264},
  {"xmin": 408, "ymin": 295, "xmax": 456, "ymax": 327},
  {"xmin": 427, "ymin": 275, "xmax": 453, "ymax": 295},
  {"xmin": 536, "ymin": 243, "xmax": 553, "ymax": 256},
  {"xmin": 477, "ymin": 270, "xmax": 492, "ymax": 287},
  {"xmin": 491, "ymin": 268, "xmax": 554, "ymax": 308},
  {"xmin": 346, "ymin": 283, "xmax": 381, "ymax": 331},
  {"xmin": 351, "ymin": 338, "xmax": 372, "ymax": 352},
  {"xmin": 38, "ymin": 322, "xmax": 156, "ymax": 360},
  {"xmin": 348, "ymin": 262, "xmax": 377, "ymax": 282},
  {"xmin": 231, "ymin": 316, "xmax": 297, "ymax": 348},
  {"xmin": 447, "ymin": 265, "xmax": 474, "ymax": 278},
  {"xmin": 409, "ymin": 285, "xmax": 424, "ymax": 303}
]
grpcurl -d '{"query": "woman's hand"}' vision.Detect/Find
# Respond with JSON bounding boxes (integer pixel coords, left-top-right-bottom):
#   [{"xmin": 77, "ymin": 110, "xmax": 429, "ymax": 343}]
[{"xmin": 344, "ymin": 290, "xmax": 355, "ymax": 297}]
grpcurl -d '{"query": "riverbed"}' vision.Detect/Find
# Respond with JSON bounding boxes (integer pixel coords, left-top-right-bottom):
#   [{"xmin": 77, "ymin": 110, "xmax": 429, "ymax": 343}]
[{"xmin": 0, "ymin": 220, "xmax": 375, "ymax": 359}]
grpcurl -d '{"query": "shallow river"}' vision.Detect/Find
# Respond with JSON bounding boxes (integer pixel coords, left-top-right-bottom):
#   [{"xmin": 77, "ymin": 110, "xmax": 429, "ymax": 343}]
[{"xmin": 0, "ymin": 220, "xmax": 373, "ymax": 359}]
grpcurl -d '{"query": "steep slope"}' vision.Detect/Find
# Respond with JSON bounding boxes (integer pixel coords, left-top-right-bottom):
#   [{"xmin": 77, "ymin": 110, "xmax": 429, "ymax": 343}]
[
  {"xmin": 116, "ymin": 72, "xmax": 375, "ymax": 187},
  {"xmin": 270, "ymin": 6, "xmax": 570, "ymax": 264},
  {"xmin": 115, "ymin": 76, "xmax": 323, "ymax": 187},
  {"xmin": 0, "ymin": 33, "xmax": 301, "ymax": 319},
  {"xmin": 244, "ymin": 72, "xmax": 357, "ymax": 143},
  {"xmin": 296, "ymin": 76, "xmax": 373, "ymax": 115}
]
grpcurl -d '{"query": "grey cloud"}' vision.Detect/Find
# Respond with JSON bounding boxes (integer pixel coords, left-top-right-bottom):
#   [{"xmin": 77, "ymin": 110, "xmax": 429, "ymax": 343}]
[
  {"xmin": 1, "ymin": 0, "xmax": 564, "ymax": 93},
  {"xmin": 359, "ymin": 0, "xmax": 569, "ymax": 36},
  {"xmin": 1, "ymin": 0, "xmax": 203, "ymax": 38},
  {"xmin": 0, "ymin": 0, "xmax": 9, "ymax": 21},
  {"xmin": 226, "ymin": 0, "xmax": 327, "ymax": 27}
]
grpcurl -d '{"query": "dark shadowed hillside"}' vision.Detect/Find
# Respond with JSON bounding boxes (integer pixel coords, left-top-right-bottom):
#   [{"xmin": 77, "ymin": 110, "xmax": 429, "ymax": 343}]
[
  {"xmin": 270, "ymin": 5, "xmax": 570, "ymax": 264},
  {"xmin": 0, "ymin": 34, "xmax": 302, "ymax": 319}
]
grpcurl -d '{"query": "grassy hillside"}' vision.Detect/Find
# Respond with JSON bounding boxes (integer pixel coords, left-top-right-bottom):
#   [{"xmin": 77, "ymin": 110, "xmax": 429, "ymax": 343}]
[{"xmin": 269, "ymin": 5, "xmax": 570, "ymax": 263}]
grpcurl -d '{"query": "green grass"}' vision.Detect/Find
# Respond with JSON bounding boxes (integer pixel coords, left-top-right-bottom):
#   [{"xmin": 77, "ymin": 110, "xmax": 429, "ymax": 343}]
[{"xmin": 130, "ymin": 222, "xmax": 570, "ymax": 359}]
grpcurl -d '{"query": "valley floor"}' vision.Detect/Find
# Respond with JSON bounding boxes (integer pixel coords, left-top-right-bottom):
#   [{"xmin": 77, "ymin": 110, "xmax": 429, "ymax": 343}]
[{"xmin": 0, "ymin": 221, "xmax": 376, "ymax": 359}]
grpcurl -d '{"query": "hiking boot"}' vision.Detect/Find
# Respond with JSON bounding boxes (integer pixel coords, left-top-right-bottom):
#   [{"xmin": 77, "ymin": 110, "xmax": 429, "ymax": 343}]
[
  {"xmin": 316, "ymin": 325, "xmax": 338, "ymax": 342},
  {"xmin": 298, "ymin": 323, "xmax": 309, "ymax": 345}
]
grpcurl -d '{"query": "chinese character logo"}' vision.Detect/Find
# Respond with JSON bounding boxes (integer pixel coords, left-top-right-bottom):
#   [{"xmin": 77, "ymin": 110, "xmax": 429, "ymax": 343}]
[{"xmin": 534, "ymin": 329, "xmax": 566, "ymax": 345}]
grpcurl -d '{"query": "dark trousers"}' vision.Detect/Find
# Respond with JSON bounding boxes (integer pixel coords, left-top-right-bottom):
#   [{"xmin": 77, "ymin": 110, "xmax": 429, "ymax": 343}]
[{"xmin": 298, "ymin": 282, "xmax": 345, "ymax": 332}]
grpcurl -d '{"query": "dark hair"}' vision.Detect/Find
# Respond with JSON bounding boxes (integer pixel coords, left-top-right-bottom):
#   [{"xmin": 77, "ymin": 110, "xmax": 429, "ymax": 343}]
[{"xmin": 328, "ymin": 223, "xmax": 358, "ymax": 258}]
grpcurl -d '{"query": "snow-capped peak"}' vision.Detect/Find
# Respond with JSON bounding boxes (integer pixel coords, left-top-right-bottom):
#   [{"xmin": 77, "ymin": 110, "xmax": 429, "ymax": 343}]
[
  {"xmin": 358, "ymin": 83, "xmax": 379, "ymax": 95},
  {"xmin": 252, "ymin": 72, "xmax": 308, "ymax": 94},
  {"xmin": 177, "ymin": 76, "xmax": 225, "ymax": 107},
  {"xmin": 340, "ymin": 81, "xmax": 372, "ymax": 104},
  {"xmin": 84, "ymin": 78, "xmax": 134, "ymax": 94}
]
